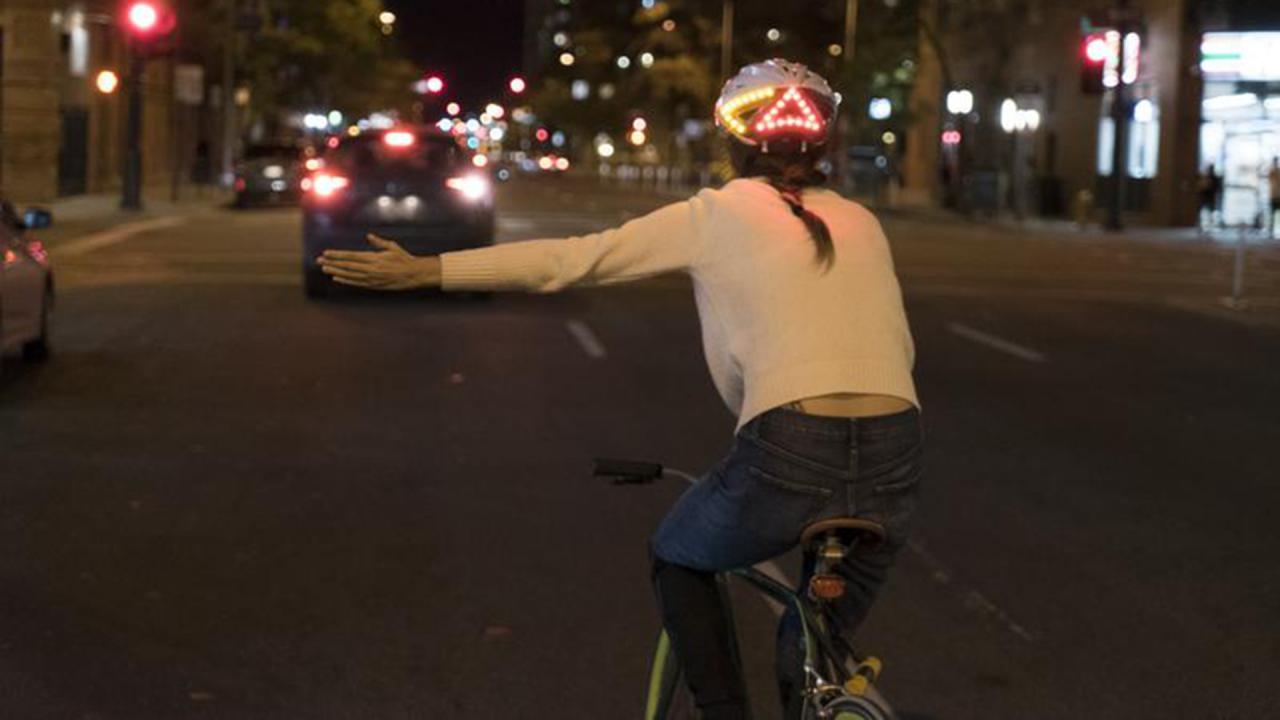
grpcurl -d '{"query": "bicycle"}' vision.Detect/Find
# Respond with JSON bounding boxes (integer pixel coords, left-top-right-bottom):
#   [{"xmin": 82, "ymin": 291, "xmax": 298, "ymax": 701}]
[{"xmin": 593, "ymin": 458, "xmax": 895, "ymax": 720}]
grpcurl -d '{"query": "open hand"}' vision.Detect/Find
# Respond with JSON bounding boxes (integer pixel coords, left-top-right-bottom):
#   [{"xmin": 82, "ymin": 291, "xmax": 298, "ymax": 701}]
[{"xmin": 317, "ymin": 234, "xmax": 441, "ymax": 290}]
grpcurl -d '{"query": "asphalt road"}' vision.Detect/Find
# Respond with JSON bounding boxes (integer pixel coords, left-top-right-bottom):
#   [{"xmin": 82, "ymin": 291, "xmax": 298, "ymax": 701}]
[{"xmin": 1, "ymin": 177, "xmax": 1277, "ymax": 719}]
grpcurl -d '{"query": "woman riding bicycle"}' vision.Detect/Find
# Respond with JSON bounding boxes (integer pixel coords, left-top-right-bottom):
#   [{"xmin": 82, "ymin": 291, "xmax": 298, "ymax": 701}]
[{"xmin": 319, "ymin": 59, "xmax": 923, "ymax": 720}]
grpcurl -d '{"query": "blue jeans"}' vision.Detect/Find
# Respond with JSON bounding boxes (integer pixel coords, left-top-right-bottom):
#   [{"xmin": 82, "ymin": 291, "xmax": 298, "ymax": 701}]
[{"xmin": 650, "ymin": 406, "xmax": 923, "ymax": 719}]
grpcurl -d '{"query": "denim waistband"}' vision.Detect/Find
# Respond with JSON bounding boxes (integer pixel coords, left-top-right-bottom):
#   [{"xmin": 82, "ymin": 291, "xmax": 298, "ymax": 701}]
[{"xmin": 745, "ymin": 404, "xmax": 920, "ymax": 441}]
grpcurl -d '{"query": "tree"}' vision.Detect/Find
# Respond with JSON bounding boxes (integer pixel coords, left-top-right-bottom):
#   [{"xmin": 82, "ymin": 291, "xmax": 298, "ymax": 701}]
[{"xmin": 179, "ymin": 0, "xmax": 419, "ymax": 135}]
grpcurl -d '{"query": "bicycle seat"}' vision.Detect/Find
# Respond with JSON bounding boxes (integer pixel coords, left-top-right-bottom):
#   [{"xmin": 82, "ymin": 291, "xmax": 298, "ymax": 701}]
[{"xmin": 800, "ymin": 518, "xmax": 886, "ymax": 547}]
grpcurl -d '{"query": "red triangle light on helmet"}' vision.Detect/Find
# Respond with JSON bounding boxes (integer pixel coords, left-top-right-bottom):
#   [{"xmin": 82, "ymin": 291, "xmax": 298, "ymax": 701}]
[{"xmin": 753, "ymin": 88, "xmax": 827, "ymax": 137}]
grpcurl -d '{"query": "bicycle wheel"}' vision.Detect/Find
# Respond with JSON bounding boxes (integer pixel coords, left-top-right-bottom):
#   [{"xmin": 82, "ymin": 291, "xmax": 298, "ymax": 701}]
[{"xmin": 645, "ymin": 630, "xmax": 698, "ymax": 720}]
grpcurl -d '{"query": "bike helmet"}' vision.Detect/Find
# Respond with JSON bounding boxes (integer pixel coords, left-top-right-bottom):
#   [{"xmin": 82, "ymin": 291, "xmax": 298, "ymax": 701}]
[{"xmin": 715, "ymin": 59, "xmax": 839, "ymax": 150}]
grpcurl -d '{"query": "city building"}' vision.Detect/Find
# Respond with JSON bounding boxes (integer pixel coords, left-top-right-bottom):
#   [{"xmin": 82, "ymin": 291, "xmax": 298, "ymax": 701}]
[
  {"xmin": 0, "ymin": 0, "xmax": 218, "ymax": 204},
  {"xmin": 906, "ymin": 0, "xmax": 1280, "ymax": 228}
]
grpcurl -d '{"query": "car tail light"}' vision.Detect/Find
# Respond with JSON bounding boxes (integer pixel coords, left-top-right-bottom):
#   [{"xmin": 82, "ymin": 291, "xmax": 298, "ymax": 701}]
[
  {"xmin": 445, "ymin": 175, "xmax": 490, "ymax": 202},
  {"xmin": 303, "ymin": 172, "xmax": 350, "ymax": 199},
  {"xmin": 384, "ymin": 130, "xmax": 415, "ymax": 148}
]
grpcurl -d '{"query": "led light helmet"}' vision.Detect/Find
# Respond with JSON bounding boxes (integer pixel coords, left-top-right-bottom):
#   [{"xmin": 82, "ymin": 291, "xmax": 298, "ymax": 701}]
[{"xmin": 715, "ymin": 59, "xmax": 839, "ymax": 151}]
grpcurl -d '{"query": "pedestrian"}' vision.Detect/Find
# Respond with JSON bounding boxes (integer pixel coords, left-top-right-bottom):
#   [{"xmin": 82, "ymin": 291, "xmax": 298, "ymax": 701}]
[
  {"xmin": 1267, "ymin": 157, "xmax": 1279, "ymax": 237},
  {"xmin": 1200, "ymin": 162, "xmax": 1223, "ymax": 230},
  {"xmin": 318, "ymin": 59, "xmax": 921, "ymax": 720}
]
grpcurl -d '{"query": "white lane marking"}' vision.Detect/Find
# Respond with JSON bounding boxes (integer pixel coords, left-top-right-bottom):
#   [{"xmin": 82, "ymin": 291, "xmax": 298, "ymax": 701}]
[
  {"xmin": 947, "ymin": 322, "xmax": 1047, "ymax": 363},
  {"xmin": 908, "ymin": 539, "xmax": 1035, "ymax": 642},
  {"xmin": 565, "ymin": 320, "xmax": 607, "ymax": 359},
  {"xmin": 56, "ymin": 216, "xmax": 188, "ymax": 257},
  {"xmin": 497, "ymin": 218, "xmax": 536, "ymax": 233}
]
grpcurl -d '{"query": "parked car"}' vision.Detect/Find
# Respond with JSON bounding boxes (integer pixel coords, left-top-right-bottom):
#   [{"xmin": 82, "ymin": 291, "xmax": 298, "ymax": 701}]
[
  {"xmin": 233, "ymin": 143, "xmax": 305, "ymax": 208},
  {"xmin": 0, "ymin": 198, "xmax": 54, "ymax": 369},
  {"xmin": 300, "ymin": 127, "xmax": 495, "ymax": 298}
]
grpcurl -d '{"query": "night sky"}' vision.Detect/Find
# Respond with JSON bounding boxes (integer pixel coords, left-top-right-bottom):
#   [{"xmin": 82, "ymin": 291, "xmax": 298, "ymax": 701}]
[{"xmin": 384, "ymin": 0, "xmax": 526, "ymax": 109}]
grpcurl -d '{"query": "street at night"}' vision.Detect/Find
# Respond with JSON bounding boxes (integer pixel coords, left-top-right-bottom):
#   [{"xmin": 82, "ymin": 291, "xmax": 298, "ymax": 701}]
[
  {"xmin": 2, "ymin": 178, "xmax": 1276, "ymax": 717},
  {"xmin": 4, "ymin": 0, "xmax": 1280, "ymax": 717}
]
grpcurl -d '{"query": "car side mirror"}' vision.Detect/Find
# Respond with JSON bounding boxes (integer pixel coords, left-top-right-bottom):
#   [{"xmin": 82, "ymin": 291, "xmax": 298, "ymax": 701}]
[{"xmin": 23, "ymin": 208, "xmax": 53, "ymax": 230}]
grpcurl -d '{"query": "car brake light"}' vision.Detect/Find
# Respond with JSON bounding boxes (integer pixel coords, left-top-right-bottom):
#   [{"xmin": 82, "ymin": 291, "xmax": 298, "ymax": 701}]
[
  {"xmin": 304, "ymin": 172, "xmax": 350, "ymax": 198},
  {"xmin": 446, "ymin": 175, "xmax": 490, "ymax": 202},
  {"xmin": 384, "ymin": 130, "xmax": 415, "ymax": 148}
]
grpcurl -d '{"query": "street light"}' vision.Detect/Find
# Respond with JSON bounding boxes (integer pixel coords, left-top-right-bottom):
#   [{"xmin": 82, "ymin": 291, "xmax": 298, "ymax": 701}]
[
  {"xmin": 946, "ymin": 89, "xmax": 974, "ymax": 115},
  {"xmin": 508, "ymin": 76, "xmax": 527, "ymax": 94},
  {"xmin": 379, "ymin": 11, "xmax": 395, "ymax": 25},
  {"xmin": 95, "ymin": 69, "xmax": 120, "ymax": 94}
]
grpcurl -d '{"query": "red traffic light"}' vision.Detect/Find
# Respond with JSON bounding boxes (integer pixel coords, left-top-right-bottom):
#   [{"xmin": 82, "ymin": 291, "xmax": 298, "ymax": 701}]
[
  {"xmin": 127, "ymin": 2, "xmax": 159, "ymax": 31},
  {"xmin": 1083, "ymin": 34, "xmax": 1108, "ymax": 64},
  {"xmin": 535, "ymin": 127, "xmax": 550, "ymax": 143},
  {"xmin": 123, "ymin": 1, "xmax": 175, "ymax": 39},
  {"xmin": 425, "ymin": 76, "xmax": 445, "ymax": 94}
]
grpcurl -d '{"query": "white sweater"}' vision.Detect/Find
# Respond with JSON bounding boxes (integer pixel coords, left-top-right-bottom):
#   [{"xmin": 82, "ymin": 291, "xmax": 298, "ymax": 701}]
[{"xmin": 441, "ymin": 178, "xmax": 918, "ymax": 430}]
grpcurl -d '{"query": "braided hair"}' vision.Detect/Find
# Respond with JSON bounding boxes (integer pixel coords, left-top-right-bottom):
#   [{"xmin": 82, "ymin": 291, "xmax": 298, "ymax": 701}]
[{"xmin": 730, "ymin": 142, "xmax": 835, "ymax": 271}]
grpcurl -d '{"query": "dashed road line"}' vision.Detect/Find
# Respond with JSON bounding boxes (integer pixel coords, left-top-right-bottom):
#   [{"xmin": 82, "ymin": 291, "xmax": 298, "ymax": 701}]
[
  {"xmin": 565, "ymin": 320, "xmax": 607, "ymax": 359},
  {"xmin": 947, "ymin": 322, "xmax": 1047, "ymax": 363},
  {"xmin": 908, "ymin": 539, "xmax": 1036, "ymax": 642},
  {"xmin": 55, "ymin": 216, "xmax": 189, "ymax": 257}
]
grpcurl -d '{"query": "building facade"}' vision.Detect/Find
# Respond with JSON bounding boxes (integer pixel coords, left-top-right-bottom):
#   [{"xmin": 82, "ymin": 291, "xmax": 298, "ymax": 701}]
[
  {"xmin": 0, "ymin": 0, "xmax": 195, "ymax": 204},
  {"xmin": 904, "ymin": 0, "xmax": 1205, "ymax": 227}
]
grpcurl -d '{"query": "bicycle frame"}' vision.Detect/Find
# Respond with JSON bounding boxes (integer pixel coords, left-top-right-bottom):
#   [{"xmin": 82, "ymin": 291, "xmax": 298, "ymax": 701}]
[
  {"xmin": 644, "ymin": 564, "xmax": 882, "ymax": 720},
  {"xmin": 592, "ymin": 459, "xmax": 891, "ymax": 719}
]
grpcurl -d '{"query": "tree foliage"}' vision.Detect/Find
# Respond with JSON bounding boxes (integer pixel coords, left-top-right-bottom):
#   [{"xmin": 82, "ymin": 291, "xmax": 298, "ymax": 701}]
[
  {"xmin": 531, "ymin": 0, "xmax": 923, "ymax": 161},
  {"xmin": 177, "ymin": 0, "xmax": 419, "ymax": 130}
]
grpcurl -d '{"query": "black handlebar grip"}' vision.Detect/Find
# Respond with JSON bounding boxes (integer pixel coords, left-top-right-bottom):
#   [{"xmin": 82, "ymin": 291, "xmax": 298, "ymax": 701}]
[{"xmin": 593, "ymin": 458, "xmax": 664, "ymax": 483}]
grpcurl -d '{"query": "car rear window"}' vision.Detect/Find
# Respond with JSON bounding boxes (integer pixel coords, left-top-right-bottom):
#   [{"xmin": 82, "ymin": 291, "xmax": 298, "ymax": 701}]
[{"xmin": 332, "ymin": 135, "xmax": 462, "ymax": 174}]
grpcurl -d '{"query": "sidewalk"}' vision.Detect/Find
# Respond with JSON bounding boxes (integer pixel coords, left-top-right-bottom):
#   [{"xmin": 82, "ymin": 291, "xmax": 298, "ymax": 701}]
[
  {"xmin": 31, "ymin": 189, "xmax": 231, "ymax": 247},
  {"xmin": 877, "ymin": 201, "xmax": 1279, "ymax": 252}
]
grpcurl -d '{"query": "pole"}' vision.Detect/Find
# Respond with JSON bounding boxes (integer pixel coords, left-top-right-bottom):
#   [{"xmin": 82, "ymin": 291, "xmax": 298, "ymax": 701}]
[
  {"xmin": 1105, "ymin": 15, "xmax": 1130, "ymax": 231},
  {"xmin": 122, "ymin": 50, "xmax": 145, "ymax": 211},
  {"xmin": 221, "ymin": 0, "xmax": 237, "ymax": 186},
  {"xmin": 833, "ymin": 0, "xmax": 859, "ymax": 195},
  {"xmin": 843, "ymin": 0, "xmax": 859, "ymax": 60},
  {"xmin": 1229, "ymin": 225, "xmax": 1247, "ymax": 308},
  {"xmin": 720, "ymin": 0, "xmax": 734, "ymax": 81}
]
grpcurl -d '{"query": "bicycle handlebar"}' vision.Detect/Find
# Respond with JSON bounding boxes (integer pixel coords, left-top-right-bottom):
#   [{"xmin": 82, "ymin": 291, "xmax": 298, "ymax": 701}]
[{"xmin": 592, "ymin": 457, "xmax": 664, "ymax": 484}]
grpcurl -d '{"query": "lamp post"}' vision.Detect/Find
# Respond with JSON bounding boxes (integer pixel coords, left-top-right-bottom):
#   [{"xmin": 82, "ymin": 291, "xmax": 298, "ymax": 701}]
[{"xmin": 1001, "ymin": 98, "xmax": 1041, "ymax": 219}]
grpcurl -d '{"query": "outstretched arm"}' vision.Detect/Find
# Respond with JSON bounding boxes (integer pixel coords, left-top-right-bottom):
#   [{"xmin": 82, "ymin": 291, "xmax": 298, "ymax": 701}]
[{"xmin": 317, "ymin": 192, "xmax": 711, "ymax": 293}]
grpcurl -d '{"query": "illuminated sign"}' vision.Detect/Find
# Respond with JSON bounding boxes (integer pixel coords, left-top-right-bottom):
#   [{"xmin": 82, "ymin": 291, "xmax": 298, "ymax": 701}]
[{"xmin": 1201, "ymin": 32, "xmax": 1280, "ymax": 81}]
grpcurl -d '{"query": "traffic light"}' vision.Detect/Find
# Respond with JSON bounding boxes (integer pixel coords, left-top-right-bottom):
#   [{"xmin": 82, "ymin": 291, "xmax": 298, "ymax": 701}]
[
  {"xmin": 119, "ymin": 1, "xmax": 176, "ymax": 210},
  {"xmin": 1081, "ymin": 33, "xmax": 1108, "ymax": 94},
  {"xmin": 123, "ymin": 1, "xmax": 176, "ymax": 55},
  {"xmin": 508, "ymin": 77, "xmax": 527, "ymax": 94}
]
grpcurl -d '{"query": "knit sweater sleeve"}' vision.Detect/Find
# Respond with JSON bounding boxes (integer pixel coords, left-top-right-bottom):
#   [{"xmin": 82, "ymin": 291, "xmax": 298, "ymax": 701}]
[{"xmin": 439, "ymin": 191, "xmax": 710, "ymax": 292}]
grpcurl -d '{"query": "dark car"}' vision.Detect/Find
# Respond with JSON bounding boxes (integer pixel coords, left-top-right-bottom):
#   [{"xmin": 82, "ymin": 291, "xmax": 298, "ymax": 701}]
[
  {"xmin": 233, "ymin": 143, "xmax": 304, "ymax": 208},
  {"xmin": 300, "ymin": 128, "xmax": 495, "ymax": 298}
]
